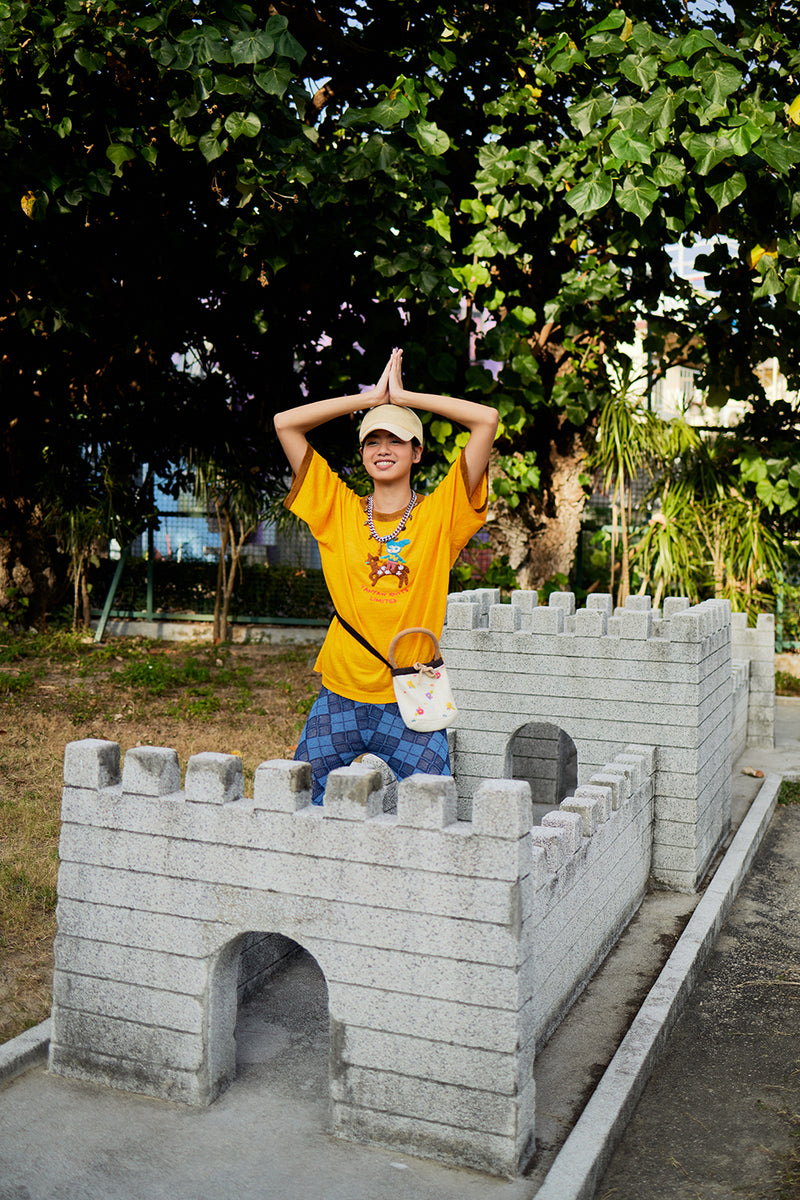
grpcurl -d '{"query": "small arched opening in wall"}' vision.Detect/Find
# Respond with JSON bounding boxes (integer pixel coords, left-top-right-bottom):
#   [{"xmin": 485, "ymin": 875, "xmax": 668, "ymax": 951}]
[
  {"xmin": 210, "ymin": 932, "xmax": 329, "ymax": 1113},
  {"xmin": 505, "ymin": 721, "xmax": 578, "ymax": 824}
]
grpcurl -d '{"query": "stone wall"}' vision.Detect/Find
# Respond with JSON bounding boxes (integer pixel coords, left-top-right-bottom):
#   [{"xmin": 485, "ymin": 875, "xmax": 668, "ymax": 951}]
[
  {"xmin": 530, "ymin": 745, "xmax": 656, "ymax": 1047},
  {"xmin": 731, "ymin": 659, "xmax": 750, "ymax": 764},
  {"xmin": 47, "ymin": 591, "xmax": 775, "ymax": 1175},
  {"xmin": 442, "ymin": 591, "xmax": 746, "ymax": 891},
  {"xmin": 50, "ymin": 738, "xmax": 655, "ymax": 1177},
  {"xmin": 731, "ymin": 612, "xmax": 776, "ymax": 748}
]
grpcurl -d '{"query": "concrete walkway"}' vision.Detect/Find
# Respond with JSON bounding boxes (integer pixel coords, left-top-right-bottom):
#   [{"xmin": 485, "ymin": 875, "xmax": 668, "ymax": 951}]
[{"xmin": 1, "ymin": 700, "xmax": 798, "ymax": 1200}]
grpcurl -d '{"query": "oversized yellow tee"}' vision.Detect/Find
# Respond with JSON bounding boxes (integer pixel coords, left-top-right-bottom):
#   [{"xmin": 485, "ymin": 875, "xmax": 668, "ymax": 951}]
[{"xmin": 285, "ymin": 447, "xmax": 488, "ymax": 703}]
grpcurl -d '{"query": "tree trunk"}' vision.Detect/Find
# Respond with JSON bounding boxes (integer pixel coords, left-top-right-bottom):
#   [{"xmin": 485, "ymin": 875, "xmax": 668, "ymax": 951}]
[
  {"xmin": 219, "ymin": 513, "xmax": 238, "ymax": 645},
  {"xmin": 617, "ymin": 488, "xmax": 631, "ymax": 607},
  {"xmin": 72, "ymin": 561, "xmax": 81, "ymax": 630},
  {"xmin": 0, "ymin": 500, "xmax": 58, "ymax": 628},
  {"xmin": 212, "ymin": 498, "xmax": 228, "ymax": 644},
  {"xmin": 484, "ymin": 424, "xmax": 588, "ymax": 591},
  {"xmin": 221, "ymin": 515, "xmax": 258, "ymax": 644},
  {"xmin": 81, "ymin": 570, "xmax": 91, "ymax": 629}
]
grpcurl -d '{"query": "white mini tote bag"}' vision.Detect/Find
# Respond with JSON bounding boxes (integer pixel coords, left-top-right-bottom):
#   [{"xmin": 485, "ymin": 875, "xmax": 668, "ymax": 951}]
[{"xmin": 388, "ymin": 627, "xmax": 458, "ymax": 732}]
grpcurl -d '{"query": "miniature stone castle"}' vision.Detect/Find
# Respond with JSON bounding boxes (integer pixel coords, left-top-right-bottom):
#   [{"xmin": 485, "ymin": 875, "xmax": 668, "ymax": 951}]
[
  {"xmin": 48, "ymin": 591, "xmax": 775, "ymax": 1178},
  {"xmin": 443, "ymin": 589, "xmax": 774, "ymax": 891}
]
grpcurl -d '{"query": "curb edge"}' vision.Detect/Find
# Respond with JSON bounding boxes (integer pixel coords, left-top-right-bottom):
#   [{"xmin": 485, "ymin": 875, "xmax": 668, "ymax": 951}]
[{"xmin": 0, "ymin": 1018, "xmax": 51, "ymax": 1089}]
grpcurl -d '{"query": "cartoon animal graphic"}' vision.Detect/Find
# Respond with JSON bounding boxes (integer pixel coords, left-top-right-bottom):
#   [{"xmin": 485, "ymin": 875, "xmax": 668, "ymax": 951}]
[{"xmin": 366, "ymin": 552, "xmax": 410, "ymax": 589}]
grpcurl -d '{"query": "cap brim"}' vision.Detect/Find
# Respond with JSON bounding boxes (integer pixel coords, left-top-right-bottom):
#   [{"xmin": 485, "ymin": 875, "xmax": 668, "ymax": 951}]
[{"xmin": 360, "ymin": 421, "xmax": 416, "ymax": 443}]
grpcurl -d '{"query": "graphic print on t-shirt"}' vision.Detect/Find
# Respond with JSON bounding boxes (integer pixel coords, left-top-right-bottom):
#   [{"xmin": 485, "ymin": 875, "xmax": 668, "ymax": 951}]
[{"xmin": 365, "ymin": 536, "xmax": 411, "ymax": 590}]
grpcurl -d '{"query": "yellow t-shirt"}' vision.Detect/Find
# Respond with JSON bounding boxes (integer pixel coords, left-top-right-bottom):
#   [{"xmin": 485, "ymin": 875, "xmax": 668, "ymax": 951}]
[{"xmin": 285, "ymin": 447, "xmax": 488, "ymax": 703}]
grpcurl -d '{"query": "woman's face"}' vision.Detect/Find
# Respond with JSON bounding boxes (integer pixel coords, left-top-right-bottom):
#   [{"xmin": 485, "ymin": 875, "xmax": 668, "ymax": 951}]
[{"xmin": 360, "ymin": 430, "xmax": 421, "ymax": 485}]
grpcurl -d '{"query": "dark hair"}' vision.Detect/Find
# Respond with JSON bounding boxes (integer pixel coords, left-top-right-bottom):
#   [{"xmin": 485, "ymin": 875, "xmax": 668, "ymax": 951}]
[{"xmin": 360, "ymin": 435, "xmax": 422, "ymax": 449}]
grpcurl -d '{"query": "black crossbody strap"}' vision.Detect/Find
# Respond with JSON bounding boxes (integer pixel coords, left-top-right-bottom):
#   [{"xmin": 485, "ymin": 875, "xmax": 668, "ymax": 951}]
[{"xmin": 332, "ymin": 609, "xmax": 391, "ymax": 669}]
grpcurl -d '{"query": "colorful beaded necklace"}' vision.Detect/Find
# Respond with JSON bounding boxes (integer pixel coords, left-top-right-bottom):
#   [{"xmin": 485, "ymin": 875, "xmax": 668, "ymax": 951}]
[{"xmin": 366, "ymin": 491, "xmax": 417, "ymax": 543}]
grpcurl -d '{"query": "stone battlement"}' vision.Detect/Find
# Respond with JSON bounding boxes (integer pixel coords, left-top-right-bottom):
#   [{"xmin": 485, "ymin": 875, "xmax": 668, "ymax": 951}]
[
  {"xmin": 447, "ymin": 589, "xmax": 734, "ymax": 647},
  {"xmin": 51, "ymin": 736, "xmax": 658, "ymax": 1177},
  {"xmin": 47, "ymin": 589, "xmax": 776, "ymax": 1177},
  {"xmin": 441, "ymin": 591, "xmax": 774, "ymax": 891}
]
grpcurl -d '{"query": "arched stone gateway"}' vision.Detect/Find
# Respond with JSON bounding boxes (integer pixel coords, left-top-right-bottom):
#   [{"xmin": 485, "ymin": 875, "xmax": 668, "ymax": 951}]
[
  {"xmin": 235, "ymin": 944, "xmax": 330, "ymax": 1109},
  {"xmin": 506, "ymin": 721, "xmax": 578, "ymax": 821},
  {"xmin": 50, "ymin": 744, "xmax": 547, "ymax": 1176},
  {"xmin": 49, "ymin": 736, "xmax": 662, "ymax": 1177}
]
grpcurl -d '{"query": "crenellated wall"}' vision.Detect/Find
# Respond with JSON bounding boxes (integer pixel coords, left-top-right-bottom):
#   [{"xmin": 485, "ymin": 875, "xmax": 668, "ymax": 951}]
[
  {"xmin": 440, "ymin": 590, "xmax": 771, "ymax": 891},
  {"xmin": 50, "ymin": 737, "xmax": 657, "ymax": 1178},
  {"xmin": 731, "ymin": 611, "xmax": 776, "ymax": 748},
  {"xmin": 527, "ymin": 745, "xmax": 656, "ymax": 1048}
]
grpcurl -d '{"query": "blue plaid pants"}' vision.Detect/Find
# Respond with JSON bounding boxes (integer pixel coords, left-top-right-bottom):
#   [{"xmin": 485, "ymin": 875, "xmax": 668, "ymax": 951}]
[{"xmin": 295, "ymin": 686, "xmax": 451, "ymax": 804}]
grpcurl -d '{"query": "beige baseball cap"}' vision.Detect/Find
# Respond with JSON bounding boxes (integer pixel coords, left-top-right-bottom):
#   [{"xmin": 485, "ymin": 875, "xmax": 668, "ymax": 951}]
[{"xmin": 359, "ymin": 404, "xmax": 424, "ymax": 444}]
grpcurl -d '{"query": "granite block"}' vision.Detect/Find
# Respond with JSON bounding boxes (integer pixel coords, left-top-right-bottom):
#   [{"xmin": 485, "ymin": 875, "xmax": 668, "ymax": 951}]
[
  {"xmin": 623, "ymin": 595, "xmax": 652, "ymax": 611},
  {"xmin": 52, "ymin": 971, "xmax": 204, "ymax": 1033},
  {"xmin": 541, "ymin": 810, "xmax": 583, "ymax": 853},
  {"xmin": 121, "ymin": 746, "xmax": 181, "ymax": 797},
  {"xmin": 253, "ymin": 759, "xmax": 312, "ymax": 811},
  {"xmin": 64, "ymin": 739, "xmax": 121, "ymax": 791},
  {"xmin": 529, "ymin": 826, "xmax": 568, "ymax": 873},
  {"xmin": 323, "ymin": 764, "xmax": 383, "ymax": 819},
  {"xmin": 549, "ymin": 591, "xmax": 576, "ymax": 616},
  {"xmin": 340, "ymin": 1024, "xmax": 523, "ymax": 1094},
  {"xmin": 511, "ymin": 590, "xmax": 539, "ymax": 612},
  {"xmin": 472, "ymin": 779, "xmax": 533, "ymax": 839},
  {"xmin": 185, "ymin": 752, "xmax": 244, "ymax": 805},
  {"xmin": 396, "ymin": 773, "xmax": 458, "ymax": 829},
  {"xmin": 586, "ymin": 593, "xmax": 614, "ymax": 615},
  {"xmin": 489, "ymin": 604, "xmax": 523, "ymax": 632}
]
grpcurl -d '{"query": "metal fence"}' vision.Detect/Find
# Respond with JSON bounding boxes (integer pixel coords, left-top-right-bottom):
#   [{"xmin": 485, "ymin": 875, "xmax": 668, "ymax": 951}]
[{"xmin": 91, "ymin": 489, "xmax": 332, "ymax": 638}]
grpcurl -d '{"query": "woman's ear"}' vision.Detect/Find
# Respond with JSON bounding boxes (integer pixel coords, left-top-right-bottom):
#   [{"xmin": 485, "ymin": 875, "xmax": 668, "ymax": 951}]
[{"xmin": 413, "ymin": 445, "xmax": 422, "ymax": 463}]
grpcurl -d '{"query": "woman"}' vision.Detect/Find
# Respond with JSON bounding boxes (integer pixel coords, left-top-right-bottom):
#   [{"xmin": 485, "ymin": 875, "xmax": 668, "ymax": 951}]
[{"xmin": 274, "ymin": 348, "xmax": 498, "ymax": 803}]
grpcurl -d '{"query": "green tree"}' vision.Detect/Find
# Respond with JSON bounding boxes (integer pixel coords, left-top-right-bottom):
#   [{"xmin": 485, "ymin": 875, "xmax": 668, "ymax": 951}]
[
  {"xmin": 589, "ymin": 382, "xmax": 680, "ymax": 606},
  {"xmin": 436, "ymin": 4, "xmax": 800, "ymax": 584},
  {"xmin": 190, "ymin": 455, "xmax": 267, "ymax": 643},
  {"xmin": 2, "ymin": 1, "xmax": 799, "ymax": 620},
  {"xmin": 0, "ymin": 0, "xmax": 316, "ymax": 621}
]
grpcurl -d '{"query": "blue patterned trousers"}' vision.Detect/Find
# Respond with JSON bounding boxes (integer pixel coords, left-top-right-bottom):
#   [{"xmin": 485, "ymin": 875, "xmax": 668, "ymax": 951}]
[{"xmin": 294, "ymin": 686, "xmax": 451, "ymax": 805}]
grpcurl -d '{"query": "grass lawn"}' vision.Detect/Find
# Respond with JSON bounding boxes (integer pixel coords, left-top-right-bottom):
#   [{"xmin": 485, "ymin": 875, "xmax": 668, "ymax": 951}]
[{"xmin": 0, "ymin": 628, "xmax": 320, "ymax": 1043}]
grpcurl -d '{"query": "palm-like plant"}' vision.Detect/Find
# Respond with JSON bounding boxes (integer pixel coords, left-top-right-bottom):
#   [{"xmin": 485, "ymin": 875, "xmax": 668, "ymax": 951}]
[
  {"xmin": 590, "ymin": 387, "xmax": 672, "ymax": 606},
  {"xmin": 631, "ymin": 481, "xmax": 703, "ymax": 609},
  {"xmin": 630, "ymin": 423, "xmax": 783, "ymax": 619},
  {"xmin": 192, "ymin": 457, "xmax": 266, "ymax": 643}
]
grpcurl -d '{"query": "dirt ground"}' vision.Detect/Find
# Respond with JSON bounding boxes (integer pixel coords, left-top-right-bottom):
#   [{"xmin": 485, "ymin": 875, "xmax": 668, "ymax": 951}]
[
  {"xmin": 598, "ymin": 805, "xmax": 800, "ymax": 1200},
  {"xmin": 0, "ymin": 633, "xmax": 321, "ymax": 1043}
]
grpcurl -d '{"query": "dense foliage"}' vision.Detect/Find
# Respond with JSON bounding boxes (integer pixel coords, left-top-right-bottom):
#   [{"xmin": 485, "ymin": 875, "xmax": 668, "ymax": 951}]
[{"xmin": 1, "ymin": 0, "xmax": 799, "ymax": 620}]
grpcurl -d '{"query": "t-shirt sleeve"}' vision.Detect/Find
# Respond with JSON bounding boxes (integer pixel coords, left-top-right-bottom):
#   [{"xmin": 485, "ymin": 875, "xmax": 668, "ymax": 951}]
[
  {"xmin": 283, "ymin": 447, "xmax": 348, "ymax": 542},
  {"xmin": 432, "ymin": 451, "xmax": 489, "ymax": 564}
]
